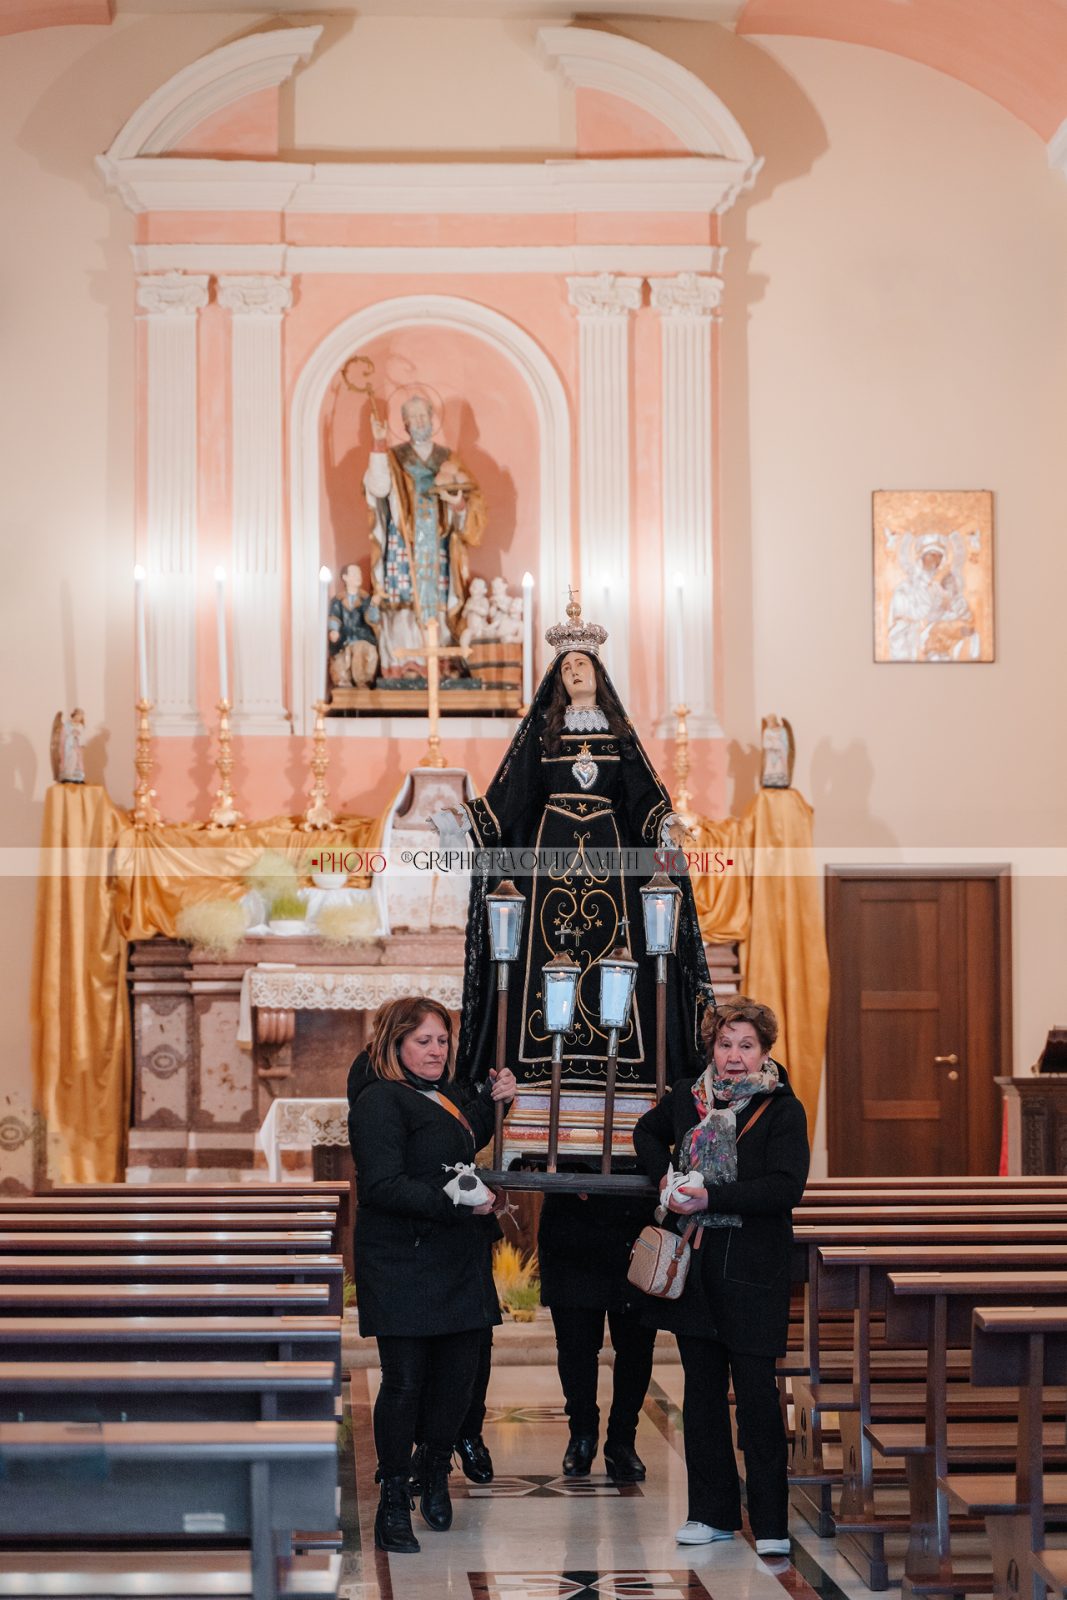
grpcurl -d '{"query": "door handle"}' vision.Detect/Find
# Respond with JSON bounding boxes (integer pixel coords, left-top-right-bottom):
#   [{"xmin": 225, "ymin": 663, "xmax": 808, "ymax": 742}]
[{"xmin": 933, "ymin": 1054, "xmax": 959, "ymax": 1066}]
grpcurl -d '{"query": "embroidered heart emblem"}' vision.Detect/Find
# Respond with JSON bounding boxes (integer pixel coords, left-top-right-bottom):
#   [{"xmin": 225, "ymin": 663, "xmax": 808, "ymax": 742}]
[{"xmin": 572, "ymin": 744, "xmax": 597, "ymax": 790}]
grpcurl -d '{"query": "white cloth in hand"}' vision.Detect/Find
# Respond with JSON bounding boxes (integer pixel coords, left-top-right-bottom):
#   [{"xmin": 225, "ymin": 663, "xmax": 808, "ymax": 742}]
[
  {"xmin": 655, "ymin": 1163, "xmax": 706, "ymax": 1221},
  {"xmin": 443, "ymin": 1162, "xmax": 493, "ymax": 1208}
]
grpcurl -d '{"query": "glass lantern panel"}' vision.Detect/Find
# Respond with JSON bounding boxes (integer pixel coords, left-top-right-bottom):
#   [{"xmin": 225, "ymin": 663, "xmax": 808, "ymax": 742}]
[
  {"xmin": 641, "ymin": 889, "xmax": 679, "ymax": 955},
  {"xmin": 488, "ymin": 899, "xmax": 525, "ymax": 963},
  {"xmin": 543, "ymin": 967, "xmax": 579, "ymax": 1033},
  {"xmin": 599, "ymin": 963, "xmax": 638, "ymax": 1029}
]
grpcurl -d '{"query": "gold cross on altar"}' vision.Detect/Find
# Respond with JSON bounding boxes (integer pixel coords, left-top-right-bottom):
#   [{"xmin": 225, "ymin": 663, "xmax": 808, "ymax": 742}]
[{"xmin": 418, "ymin": 617, "xmax": 450, "ymax": 769}]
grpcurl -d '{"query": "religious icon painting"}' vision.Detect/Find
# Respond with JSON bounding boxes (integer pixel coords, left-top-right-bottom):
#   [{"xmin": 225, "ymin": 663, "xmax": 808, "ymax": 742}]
[{"xmin": 872, "ymin": 490, "xmax": 995, "ymax": 663}]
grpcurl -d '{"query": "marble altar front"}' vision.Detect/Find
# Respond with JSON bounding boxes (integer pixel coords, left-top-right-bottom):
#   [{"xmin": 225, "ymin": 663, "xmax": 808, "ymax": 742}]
[{"xmin": 127, "ymin": 930, "xmax": 463, "ymax": 1180}]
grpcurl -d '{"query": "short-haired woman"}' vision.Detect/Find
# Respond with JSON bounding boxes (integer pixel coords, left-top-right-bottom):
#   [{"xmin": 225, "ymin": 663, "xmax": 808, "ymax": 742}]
[
  {"xmin": 632, "ymin": 997, "xmax": 809, "ymax": 1555},
  {"xmin": 347, "ymin": 997, "xmax": 515, "ymax": 1554}
]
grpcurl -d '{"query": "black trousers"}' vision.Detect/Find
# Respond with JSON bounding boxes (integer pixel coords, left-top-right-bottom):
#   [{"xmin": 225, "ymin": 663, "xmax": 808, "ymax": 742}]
[
  {"xmin": 458, "ymin": 1326, "xmax": 493, "ymax": 1438},
  {"xmin": 550, "ymin": 1305, "xmax": 656, "ymax": 1444},
  {"xmin": 374, "ymin": 1330, "xmax": 482, "ymax": 1478},
  {"xmin": 676, "ymin": 1334, "xmax": 789, "ymax": 1540}
]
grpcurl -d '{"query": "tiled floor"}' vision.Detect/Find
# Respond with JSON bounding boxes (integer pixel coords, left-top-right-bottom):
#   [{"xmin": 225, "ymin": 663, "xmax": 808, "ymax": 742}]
[{"xmin": 339, "ymin": 1363, "xmax": 880, "ymax": 1600}]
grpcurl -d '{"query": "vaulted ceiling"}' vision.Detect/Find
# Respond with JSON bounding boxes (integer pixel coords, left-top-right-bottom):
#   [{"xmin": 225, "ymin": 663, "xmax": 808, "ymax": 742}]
[{"xmin": 5, "ymin": 0, "xmax": 1067, "ymax": 152}]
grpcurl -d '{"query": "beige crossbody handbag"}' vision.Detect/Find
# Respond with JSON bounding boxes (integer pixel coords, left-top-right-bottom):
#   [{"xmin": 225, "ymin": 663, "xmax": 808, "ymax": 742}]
[{"xmin": 626, "ymin": 1098, "xmax": 772, "ymax": 1300}]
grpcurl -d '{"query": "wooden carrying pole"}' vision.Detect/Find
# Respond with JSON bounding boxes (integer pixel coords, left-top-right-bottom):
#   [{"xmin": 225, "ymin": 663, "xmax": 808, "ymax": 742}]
[{"xmin": 492, "ymin": 965, "xmax": 509, "ymax": 1169}]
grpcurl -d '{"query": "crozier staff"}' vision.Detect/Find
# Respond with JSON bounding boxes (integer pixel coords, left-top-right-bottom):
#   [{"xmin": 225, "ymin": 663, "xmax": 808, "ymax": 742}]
[
  {"xmin": 633, "ymin": 997, "xmax": 809, "ymax": 1554},
  {"xmin": 347, "ymin": 997, "xmax": 515, "ymax": 1555}
]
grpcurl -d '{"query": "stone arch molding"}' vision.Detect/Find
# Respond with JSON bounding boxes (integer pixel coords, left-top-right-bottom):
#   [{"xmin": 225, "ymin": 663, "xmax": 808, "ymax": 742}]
[
  {"xmin": 538, "ymin": 25, "xmax": 758, "ymax": 167},
  {"xmin": 102, "ymin": 26, "xmax": 321, "ymax": 160},
  {"xmin": 289, "ymin": 295, "xmax": 572, "ymax": 736}
]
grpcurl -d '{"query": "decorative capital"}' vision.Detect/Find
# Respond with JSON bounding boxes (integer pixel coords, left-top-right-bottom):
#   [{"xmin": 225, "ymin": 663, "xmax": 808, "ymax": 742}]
[
  {"xmin": 648, "ymin": 270, "xmax": 724, "ymax": 318},
  {"xmin": 135, "ymin": 271, "xmax": 210, "ymax": 317},
  {"xmin": 217, "ymin": 275, "xmax": 293, "ymax": 317},
  {"xmin": 566, "ymin": 273, "xmax": 643, "ymax": 318}
]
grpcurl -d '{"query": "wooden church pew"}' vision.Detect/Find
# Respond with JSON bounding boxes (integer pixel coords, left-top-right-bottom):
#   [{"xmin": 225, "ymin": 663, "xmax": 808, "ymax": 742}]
[
  {"xmin": 0, "ymin": 1315, "xmax": 342, "ymax": 1382},
  {"xmin": 0, "ymin": 1419, "xmax": 338, "ymax": 1600},
  {"xmin": 17, "ymin": 1192, "xmax": 342, "ymax": 1214},
  {"xmin": 51, "ymin": 1182, "xmax": 352, "ymax": 1248},
  {"xmin": 0, "ymin": 1209, "xmax": 338, "ymax": 1232},
  {"xmin": 0, "ymin": 1228, "xmax": 334, "ymax": 1252},
  {"xmin": 0, "ymin": 1550, "xmax": 341, "ymax": 1599},
  {"xmin": 945, "ymin": 1307, "xmax": 1067, "ymax": 1600},
  {"xmin": 0, "ymin": 1359, "xmax": 337, "ymax": 1423},
  {"xmin": 0, "ymin": 1282, "xmax": 332, "ymax": 1317},
  {"xmin": 0, "ymin": 1255, "xmax": 344, "ymax": 1314},
  {"xmin": 804, "ymin": 1251, "xmax": 1067, "ymax": 1586},
  {"xmin": 787, "ymin": 1224, "xmax": 1067, "ymax": 1547}
]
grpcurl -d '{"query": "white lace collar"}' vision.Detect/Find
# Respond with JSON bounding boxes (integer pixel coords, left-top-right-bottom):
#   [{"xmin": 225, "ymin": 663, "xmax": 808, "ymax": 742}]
[{"xmin": 564, "ymin": 705, "xmax": 609, "ymax": 732}]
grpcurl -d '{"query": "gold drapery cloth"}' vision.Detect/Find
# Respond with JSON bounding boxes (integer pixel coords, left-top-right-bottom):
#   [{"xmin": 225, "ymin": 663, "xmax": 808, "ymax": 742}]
[
  {"xmin": 31, "ymin": 789, "xmax": 380, "ymax": 1183},
  {"xmin": 689, "ymin": 788, "xmax": 829, "ymax": 1132},
  {"xmin": 31, "ymin": 786, "xmax": 130, "ymax": 1186},
  {"xmin": 111, "ymin": 814, "xmax": 383, "ymax": 941}
]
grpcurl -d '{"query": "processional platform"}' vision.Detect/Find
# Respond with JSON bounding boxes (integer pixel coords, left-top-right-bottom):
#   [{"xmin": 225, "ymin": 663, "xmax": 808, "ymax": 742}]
[{"xmin": 477, "ymin": 1086, "xmax": 658, "ymax": 1196}]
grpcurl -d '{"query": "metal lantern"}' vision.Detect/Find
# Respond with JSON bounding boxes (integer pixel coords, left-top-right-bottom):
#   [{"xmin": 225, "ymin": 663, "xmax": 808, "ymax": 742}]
[
  {"xmin": 542, "ymin": 948, "xmax": 581, "ymax": 1172},
  {"xmin": 597, "ymin": 949, "xmax": 639, "ymax": 1031},
  {"xmin": 485, "ymin": 880, "xmax": 527, "ymax": 1171},
  {"xmin": 486, "ymin": 879, "xmax": 526, "ymax": 963},
  {"xmin": 597, "ymin": 944, "xmax": 638, "ymax": 1174},
  {"xmin": 640, "ymin": 872, "xmax": 681, "ymax": 957},
  {"xmin": 542, "ymin": 949, "xmax": 581, "ymax": 1035}
]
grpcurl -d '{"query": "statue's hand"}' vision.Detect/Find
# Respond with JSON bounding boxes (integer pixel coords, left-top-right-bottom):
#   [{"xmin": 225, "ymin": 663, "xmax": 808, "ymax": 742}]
[
  {"xmin": 428, "ymin": 807, "xmax": 472, "ymax": 848},
  {"xmin": 370, "ymin": 416, "xmax": 388, "ymax": 445},
  {"xmin": 660, "ymin": 811, "xmax": 692, "ymax": 850}
]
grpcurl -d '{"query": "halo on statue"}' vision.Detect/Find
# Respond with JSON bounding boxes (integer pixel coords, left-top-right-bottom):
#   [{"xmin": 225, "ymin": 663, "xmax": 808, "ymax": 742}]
[{"xmin": 384, "ymin": 381, "xmax": 446, "ymax": 444}]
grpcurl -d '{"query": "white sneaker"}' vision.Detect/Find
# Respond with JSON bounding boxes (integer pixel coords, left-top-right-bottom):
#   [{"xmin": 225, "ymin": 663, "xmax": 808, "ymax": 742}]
[
  {"xmin": 755, "ymin": 1538, "xmax": 791, "ymax": 1556},
  {"xmin": 675, "ymin": 1522, "xmax": 734, "ymax": 1545}
]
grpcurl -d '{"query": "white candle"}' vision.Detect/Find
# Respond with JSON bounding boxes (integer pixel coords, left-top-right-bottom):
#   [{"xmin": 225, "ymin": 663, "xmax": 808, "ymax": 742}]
[
  {"xmin": 214, "ymin": 566, "xmax": 229, "ymax": 703},
  {"xmin": 521, "ymin": 570, "xmax": 535, "ymax": 705},
  {"xmin": 673, "ymin": 571, "xmax": 685, "ymax": 708},
  {"xmin": 318, "ymin": 565, "xmax": 332, "ymax": 703},
  {"xmin": 133, "ymin": 565, "xmax": 148, "ymax": 703}
]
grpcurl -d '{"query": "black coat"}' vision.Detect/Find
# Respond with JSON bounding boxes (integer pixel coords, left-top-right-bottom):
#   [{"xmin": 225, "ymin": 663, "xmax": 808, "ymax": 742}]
[
  {"xmin": 538, "ymin": 1184, "xmax": 658, "ymax": 1314},
  {"xmin": 347, "ymin": 1053, "xmax": 506, "ymax": 1338},
  {"xmin": 631, "ymin": 1068, "xmax": 809, "ymax": 1355}
]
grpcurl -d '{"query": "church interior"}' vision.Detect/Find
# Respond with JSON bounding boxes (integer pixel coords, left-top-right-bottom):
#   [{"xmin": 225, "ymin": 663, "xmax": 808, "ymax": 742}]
[{"xmin": 3, "ymin": 0, "xmax": 1067, "ymax": 1596}]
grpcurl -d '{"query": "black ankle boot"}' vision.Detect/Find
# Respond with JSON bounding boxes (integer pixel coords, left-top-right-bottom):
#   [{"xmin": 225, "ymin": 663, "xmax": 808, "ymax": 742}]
[
  {"xmin": 374, "ymin": 1473, "xmax": 420, "ymax": 1553},
  {"xmin": 562, "ymin": 1433, "xmax": 597, "ymax": 1477},
  {"xmin": 603, "ymin": 1440, "xmax": 646, "ymax": 1482},
  {"xmin": 420, "ymin": 1446, "xmax": 454, "ymax": 1531},
  {"xmin": 455, "ymin": 1434, "xmax": 494, "ymax": 1484}
]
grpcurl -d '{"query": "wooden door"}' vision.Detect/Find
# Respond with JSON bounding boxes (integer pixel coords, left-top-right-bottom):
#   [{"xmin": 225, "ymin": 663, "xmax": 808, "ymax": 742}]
[{"xmin": 826, "ymin": 870, "xmax": 1011, "ymax": 1176}]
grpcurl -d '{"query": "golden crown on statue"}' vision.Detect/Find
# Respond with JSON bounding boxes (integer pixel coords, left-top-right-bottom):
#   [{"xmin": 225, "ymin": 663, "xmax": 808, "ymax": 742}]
[{"xmin": 545, "ymin": 593, "xmax": 608, "ymax": 657}]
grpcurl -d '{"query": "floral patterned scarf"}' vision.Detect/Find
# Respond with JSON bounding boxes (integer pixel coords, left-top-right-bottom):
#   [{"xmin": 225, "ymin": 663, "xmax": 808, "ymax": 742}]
[{"xmin": 682, "ymin": 1061, "xmax": 781, "ymax": 1230}]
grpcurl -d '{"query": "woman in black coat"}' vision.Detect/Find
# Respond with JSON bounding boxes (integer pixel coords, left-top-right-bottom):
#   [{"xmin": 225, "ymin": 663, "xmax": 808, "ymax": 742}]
[
  {"xmin": 347, "ymin": 996, "xmax": 515, "ymax": 1554},
  {"xmin": 632, "ymin": 996, "xmax": 809, "ymax": 1556}
]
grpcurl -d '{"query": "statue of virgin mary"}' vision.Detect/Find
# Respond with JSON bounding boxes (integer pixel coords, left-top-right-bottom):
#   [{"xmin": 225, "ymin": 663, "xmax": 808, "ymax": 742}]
[{"xmin": 447, "ymin": 599, "xmax": 713, "ymax": 1091}]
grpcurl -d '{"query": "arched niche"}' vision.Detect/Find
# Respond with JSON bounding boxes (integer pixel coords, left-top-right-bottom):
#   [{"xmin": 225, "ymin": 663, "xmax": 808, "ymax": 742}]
[{"xmin": 290, "ymin": 295, "xmax": 572, "ymax": 736}]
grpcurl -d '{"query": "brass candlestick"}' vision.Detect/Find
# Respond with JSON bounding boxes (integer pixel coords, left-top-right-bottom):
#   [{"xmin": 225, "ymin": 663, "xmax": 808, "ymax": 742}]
[
  {"xmin": 132, "ymin": 698, "xmax": 161, "ymax": 829},
  {"xmin": 302, "ymin": 699, "xmax": 334, "ymax": 831},
  {"xmin": 206, "ymin": 698, "xmax": 242, "ymax": 831},
  {"xmin": 673, "ymin": 702, "xmax": 696, "ymax": 826}
]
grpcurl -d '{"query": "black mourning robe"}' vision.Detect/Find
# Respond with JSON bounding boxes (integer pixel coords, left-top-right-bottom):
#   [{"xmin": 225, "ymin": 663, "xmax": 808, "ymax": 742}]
[{"xmin": 455, "ymin": 655, "xmax": 712, "ymax": 1091}]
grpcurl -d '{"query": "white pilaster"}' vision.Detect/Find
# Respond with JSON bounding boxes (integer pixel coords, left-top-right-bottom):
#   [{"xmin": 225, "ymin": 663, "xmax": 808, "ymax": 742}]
[
  {"xmin": 217, "ymin": 275, "xmax": 293, "ymax": 733},
  {"xmin": 137, "ymin": 272, "xmax": 210, "ymax": 734},
  {"xmin": 567, "ymin": 273, "xmax": 642, "ymax": 701},
  {"xmin": 649, "ymin": 267, "xmax": 725, "ymax": 737}
]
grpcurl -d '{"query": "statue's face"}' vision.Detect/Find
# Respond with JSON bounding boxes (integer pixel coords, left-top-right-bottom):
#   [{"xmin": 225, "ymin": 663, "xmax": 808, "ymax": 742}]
[
  {"xmin": 403, "ymin": 398, "xmax": 434, "ymax": 443},
  {"xmin": 341, "ymin": 564, "xmax": 362, "ymax": 593},
  {"xmin": 560, "ymin": 652, "xmax": 595, "ymax": 700}
]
